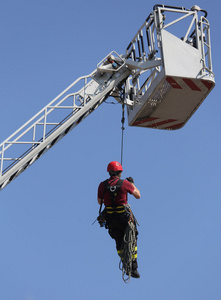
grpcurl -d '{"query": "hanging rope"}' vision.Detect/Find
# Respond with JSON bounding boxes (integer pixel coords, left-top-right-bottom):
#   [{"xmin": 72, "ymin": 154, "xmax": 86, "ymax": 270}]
[
  {"xmin": 121, "ymin": 102, "xmax": 125, "ymax": 166},
  {"xmin": 104, "ymin": 91, "xmax": 125, "ymax": 165},
  {"xmin": 119, "ymin": 221, "xmax": 137, "ymax": 283}
]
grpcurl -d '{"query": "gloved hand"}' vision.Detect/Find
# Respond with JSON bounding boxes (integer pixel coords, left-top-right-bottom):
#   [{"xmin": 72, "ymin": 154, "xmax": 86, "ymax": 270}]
[{"xmin": 126, "ymin": 177, "xmax": 134, "ymax": 183}]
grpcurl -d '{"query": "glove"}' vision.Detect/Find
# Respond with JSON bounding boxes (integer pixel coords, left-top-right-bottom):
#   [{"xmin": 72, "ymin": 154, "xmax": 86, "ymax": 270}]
[{"xmin": 126, "ymin": 177, "xmax": 134, "ymax": 183}]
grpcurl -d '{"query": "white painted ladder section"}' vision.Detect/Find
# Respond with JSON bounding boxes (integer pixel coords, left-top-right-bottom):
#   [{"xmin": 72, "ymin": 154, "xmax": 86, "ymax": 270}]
[{"xmin": 0, "ymin": 52, "xmax": 130, "ymax": 190}]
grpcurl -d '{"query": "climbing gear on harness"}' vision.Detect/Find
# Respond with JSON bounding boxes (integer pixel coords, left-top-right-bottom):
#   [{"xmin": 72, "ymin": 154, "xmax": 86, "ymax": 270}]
[{"xmin": 96, "ymin": 211, "xmax": 106, "ymax": 227}]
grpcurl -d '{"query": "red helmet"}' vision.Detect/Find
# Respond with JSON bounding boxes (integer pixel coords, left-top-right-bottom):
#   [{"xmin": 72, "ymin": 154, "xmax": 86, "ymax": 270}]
[{"xmin": 107, "ymin": 161, "xmax": 123, "ymax": 172}]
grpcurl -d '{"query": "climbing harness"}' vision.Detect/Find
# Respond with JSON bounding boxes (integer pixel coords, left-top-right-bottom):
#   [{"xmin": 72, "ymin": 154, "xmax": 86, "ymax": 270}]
[
  {"xmin": 94, "ymin": 178, "xmax": 123, "ymax": 227},
  {"xmin": 104, "ymin": 178, "xmax": 124, "ymax": 206},
  {"xmin": 105, "ymin": 205, "xmax": 126, "ymax": 214}
]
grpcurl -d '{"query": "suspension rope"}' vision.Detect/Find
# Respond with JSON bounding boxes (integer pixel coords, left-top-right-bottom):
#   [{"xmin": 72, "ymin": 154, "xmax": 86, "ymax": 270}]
[
  {"xmin": 119, "ymin": 221, "xmax": 137, "ymax": 283},
  {"xmin": 120, "ymin": 102, "xmax": 125, "ymax": 166}
]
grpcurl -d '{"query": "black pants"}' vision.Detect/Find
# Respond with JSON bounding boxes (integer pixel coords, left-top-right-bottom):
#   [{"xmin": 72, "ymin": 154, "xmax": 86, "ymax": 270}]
[{"xmin": 105, "ymin": 212, "xmax": 138, "ymax": 251}]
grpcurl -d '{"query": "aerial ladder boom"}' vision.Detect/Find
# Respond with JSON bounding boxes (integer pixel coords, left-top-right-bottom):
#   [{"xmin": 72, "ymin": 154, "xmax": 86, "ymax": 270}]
[
  {"xmin": 0, "ymin": 52, "xmax": 131, "ymax": 190},
  {"xmin": 0, "ymin": 5, "xmax": 215, "ymax": 191}
]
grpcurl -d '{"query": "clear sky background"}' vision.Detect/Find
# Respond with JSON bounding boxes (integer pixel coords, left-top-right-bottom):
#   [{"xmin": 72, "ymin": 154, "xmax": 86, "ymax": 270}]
[{"xmin": 0, "ymin": 0, "xmax": 220, "ymax": 299}]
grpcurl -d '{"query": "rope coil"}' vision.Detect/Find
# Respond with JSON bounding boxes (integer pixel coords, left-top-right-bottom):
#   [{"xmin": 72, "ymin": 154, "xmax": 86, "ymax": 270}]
[{"xmin": 119, "ymin": 222, "xmax": 137, "ymax": 283}]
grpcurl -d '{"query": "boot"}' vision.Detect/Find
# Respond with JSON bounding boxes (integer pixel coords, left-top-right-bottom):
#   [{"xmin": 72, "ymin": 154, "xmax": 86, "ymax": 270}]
[{"xmin": 131, "ymin": 260, "xmax": 140, "ymax": 278}]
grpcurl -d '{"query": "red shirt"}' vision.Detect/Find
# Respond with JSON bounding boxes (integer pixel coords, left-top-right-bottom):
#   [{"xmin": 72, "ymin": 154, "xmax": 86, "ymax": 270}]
[{"xmin": 98, "ymin": 176, "xmax": 135, "ymax": 206}]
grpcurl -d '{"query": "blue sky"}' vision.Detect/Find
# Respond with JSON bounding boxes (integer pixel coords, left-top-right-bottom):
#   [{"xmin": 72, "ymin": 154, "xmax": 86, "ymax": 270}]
[{"xmin": 0, "ymin": 0, "xmax": 220, "ymax": 299}]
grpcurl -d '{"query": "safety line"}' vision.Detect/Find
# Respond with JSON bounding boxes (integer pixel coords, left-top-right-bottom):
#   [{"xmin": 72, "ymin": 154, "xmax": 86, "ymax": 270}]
[{"xmin": 121, "ymin": 102, "xmax": 125, "ymax": 166}]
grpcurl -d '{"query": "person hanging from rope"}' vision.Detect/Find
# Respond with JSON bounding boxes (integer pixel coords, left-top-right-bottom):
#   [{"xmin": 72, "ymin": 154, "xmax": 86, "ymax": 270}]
[{"xmin": 97, "ymin": 161, "xmax": 141, "ymax": 279}]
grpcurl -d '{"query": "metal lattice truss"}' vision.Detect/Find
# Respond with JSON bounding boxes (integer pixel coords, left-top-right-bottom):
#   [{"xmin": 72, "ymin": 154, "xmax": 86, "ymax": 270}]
[{"xmin": 0, "ymin": 53, "xmax": 130, "ymax": 190}]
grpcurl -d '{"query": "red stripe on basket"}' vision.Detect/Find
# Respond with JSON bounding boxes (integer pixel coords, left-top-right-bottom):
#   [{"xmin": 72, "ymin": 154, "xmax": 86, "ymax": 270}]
[
  {"xmin": 182, "ymin": 78, "xmax": 201, "ymax": 91},
  {"xmin": 166, "ymin": 77, "xmax": 182, "ymax": 89},
  {"xmin": 201, "ymin": 79, "xmax": 214, "ymax": 91},
  {"xmin": 133, "ymin": 117, "xmax": 158, "ymax": 126},
  {"xmin": 149, "ymin": 119, "xmax": 177, "ymax": 128}
]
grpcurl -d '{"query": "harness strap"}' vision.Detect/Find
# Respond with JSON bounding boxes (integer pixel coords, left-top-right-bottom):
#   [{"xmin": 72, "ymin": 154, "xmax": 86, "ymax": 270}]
[
  {"xmin": 103, "ymin": 178, "xmax": 123, "ymax": 206},
  {"xmin": 105, "ymin": 205, "xmax": 126, "ymax": 214}
]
